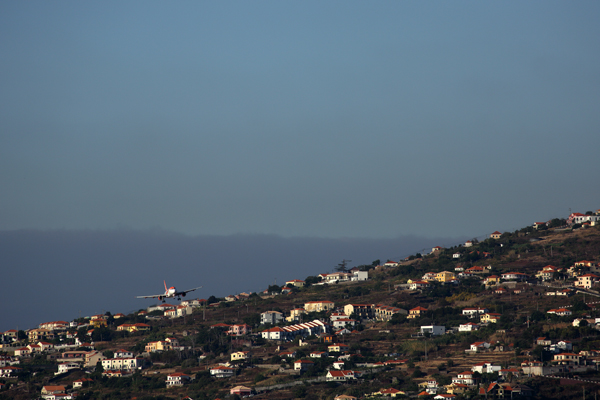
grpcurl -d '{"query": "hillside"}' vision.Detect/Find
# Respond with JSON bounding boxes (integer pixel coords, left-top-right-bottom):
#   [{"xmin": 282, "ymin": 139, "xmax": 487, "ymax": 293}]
[{"xmin": 2, "ymin": 219, "xmax": 600, "ymax": 400}]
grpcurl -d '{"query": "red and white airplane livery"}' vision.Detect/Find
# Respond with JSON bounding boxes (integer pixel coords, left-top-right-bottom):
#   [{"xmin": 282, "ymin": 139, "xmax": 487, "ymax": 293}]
[{"xmin": 137, "ymin": 280, "xmax": 202, "ymax": 302}]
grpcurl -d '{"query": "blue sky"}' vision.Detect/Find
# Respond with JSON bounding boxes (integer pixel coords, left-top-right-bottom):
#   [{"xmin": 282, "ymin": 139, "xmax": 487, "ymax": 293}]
[{"xmin": 1, "ymin": 2, "xmax": 599, "ymax": 239}]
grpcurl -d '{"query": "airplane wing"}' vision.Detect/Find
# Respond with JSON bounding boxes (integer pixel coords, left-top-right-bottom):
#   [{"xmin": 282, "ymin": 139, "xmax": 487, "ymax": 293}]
[
  {"xmin": 176, "ymin": 286, "xmax": 202, "ymax": 296},
  {"xmin": 136, "ymin": 294, "xmax": 162, "ymax": 299}
]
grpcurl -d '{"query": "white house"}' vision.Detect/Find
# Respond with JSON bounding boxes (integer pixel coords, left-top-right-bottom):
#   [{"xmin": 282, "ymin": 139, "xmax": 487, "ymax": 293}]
[
  {"xmin": 326, "ymin": 370, "xmax": 360, "ymax": 381},
  {"xmin": 462, "ymin": 307, "xmax": 489, "ymax": 318},
  {"xmin": 452, "ymin": 371, "xmax": 475, "ymax": 385},
  {"xmin": 469, "ymin": 342, "xmax": 490, "ymax": 353},
  {"xmin": 471, "ymin": 362, "xmax": 501, "ymax": 374},
  {"xmin": 56, "ymin": 362, "xmax": 80, "ymax": 375},
  {"xmin": 166, "ymin": 372, "xmax": 191, "ymax": 387},
  {"xmin": 102, "ymin": 357, "xmax": 143, "ymax": 371},
  {"xmin": 261, "ymin": 311, "xmax": 284, "ymax": 325},
  {"xmin": 459, "ymin": 322, "xmax": 479, "ymax": 332},
  {"xmin": 420, "ymin": 325, "xmax": 445, "ymax": 336},
  {"xmin": 352, "ymin": 270, "xmax": 369, "ymax": 281},
  {"xmin": 210, "ymin": 366, "xmax": 234, "ymax": 378}
]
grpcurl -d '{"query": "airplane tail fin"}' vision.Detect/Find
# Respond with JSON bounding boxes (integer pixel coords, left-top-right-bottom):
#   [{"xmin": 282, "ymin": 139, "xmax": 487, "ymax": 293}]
[{"xmin": 164, "ymin": 280, "xmax": 167, "ymax": 292}]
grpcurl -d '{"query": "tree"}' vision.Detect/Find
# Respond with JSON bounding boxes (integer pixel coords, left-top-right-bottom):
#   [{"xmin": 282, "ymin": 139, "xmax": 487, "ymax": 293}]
[
  {"xmin": 267, "ymin": 284, "xmax": 281, "ymax": 293},
  {"xmin": 305, "ymin": 276, "xmax": 321, "ymax": 286}
]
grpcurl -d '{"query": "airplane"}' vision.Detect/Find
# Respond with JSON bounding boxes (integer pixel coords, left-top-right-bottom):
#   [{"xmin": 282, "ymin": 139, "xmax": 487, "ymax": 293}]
[{"xmin": 136, "ymin": 280, "xmax": 202, "ymax": 302}]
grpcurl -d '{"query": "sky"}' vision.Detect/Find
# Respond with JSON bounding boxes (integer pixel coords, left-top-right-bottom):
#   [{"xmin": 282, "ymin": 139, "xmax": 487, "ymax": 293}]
[
  {"xmin": 1, "ymin": 2, "xmax": 600, "ymax": 330},
  {"xmin": 1, "ymin": 2, "xmax": 599, "ymax": 239}
]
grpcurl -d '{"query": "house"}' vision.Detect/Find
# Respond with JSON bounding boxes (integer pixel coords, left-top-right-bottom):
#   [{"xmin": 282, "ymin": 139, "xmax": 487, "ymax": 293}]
[
  {"xmin": 14, "ymin": 347, "xmax": 31, "ymax": 357},
  {"xmin": 344, "ymin": 304, "xmax": 374, "ymax": 319},
  {"xmin": 453, "ymin": 253, "xmax": 461, "ymax": 259},
  {"xmin": 499, "ymin": 368, "xmax": 520, "ymax": 378},
  {"xmin": 285, "ymin": 279, "xmax": 305, "ymax": 288},
  {"xmin": 481, "ymin": 313, "xmax": 501, "ymax": 323},
  {"xmin": 567, "ymin": 212, "xmax": 600, "ymax": 225},
  {"xmin": 102, "ymin": 369, "xmax": 133, "ymax": 378},
  {"xmin": 228, "ymin": 324, "xmax": 251, "ymax": 336},
  {"xmin": 145, "ymin": 341, "xmax": 172, "ymax": 353},
  {"xmin": 41, "ymin": 385, "xmax": 66, "ymax": 397},
  {"xmin": 434, "ymin": 395, "xmax": 457, "ymax": 400},
  {"xmin": 501, "ymin": 272, "xmax": 528, "ymax": 281},
  {"xmin": 332, "ymin": 318, "xmax": 357, "ymax": 329},
  {"xmin": 84, "ymin": 351, "xmax": 106, "ymax": 368},
  {"xmin": 261, "ymin": 311, "xmax": 284, "ymax": 325},
  {"xmin": 452, "ymin": 371, "xmax": 475, "ymax": 385},
  {"xmin": 72, "ymin": 378, "xmax": 93, "ymax": 388},
  {"xmin": 422, "ymin": 272, "xmax": 437, "ymax": 281},
  {"xmin": 114, "ymin": 349, "xmax": 134, "ymax": 359},
  {"xmin": 536, "ymin": 265, "xmax": 560, "ymax": 281},
  {"xmin": 462, "ymin": 307, "xmax": 488, "ymax": 318},
  {"xmin": 445, "ymin": 383, "xmax": 470, "ymax": 394},
  {"xmin": 166, "ymin": 372, "xmax": 191, "ymax": 387},
  {"xmin": 384, "ymin": 260, "xmax": 399, "ymax": 267},
  {"xmin": 418, "ymin": 379, "xmax": 439, "ymax": 394},
  {"xmin": 352, "ymin": 270, "xmax": 369, "ymax": 281},
  {"xmin": 490, "ymin": 231, "xmax": 502, "ymax": 239},
  {"xmin": 210, "ymin": 366, "xmax": 235, "ymax": 378},
  {"xmin": 117, "ymin": 323, "xmax": 151, "ymax": 333},
  {"xmin": 261, "ymin": 326, "xmax": 286, "ymax": 340},
  {"xmin": 537, "ymin": 337, "xmax": 552, "ymax": 346},
  {"xmin": 576, "ymin": 274, "xmax": 600, "ymax": 289},
  {"xmin": 102, "ymin": 357, "xmax": 143, "ymax": 371},
  {"xmin": 533, "ymin": 222, "xmax": 547, "ymax": 230},
  {"xmin": 374, "ymin": 305, "xmax": 407, "ymax": 321},
  {"xmin": 287, "ymin": 308, "xmax": 307, "ymax": 322},
  {"xmin": 408, "ymin": 306, "xmax": 427, "ymax": 319},
  {"xmin": 435, "ymin": 271, "xmax": 456, "ymax": 283},
  {"xmin": 469, "ymin": 342, "xmax": 491, "ymax": 352},
  {"xmin": 326, "ymin": 370, "xmax": 360, "ymax": 381},
  {"xmin": 328, "ymin": 343, "xmax": 350, "ymax": 353},
  {"xmin": 553, "ymin": 353, "xmax": 582, "ymax": 365},
  {"xmin": 410, "ymin": 281, "xmax": 431, "ymax": 290},
  {"xmin": 432, "ymin": 246, "xmax": 444, "ymax": 253},
  {"xmin": 231, "ymin": 351, "xmax": 251, "ymax": 362},
  {"xmin": 547, "ymin": 308, "xmax": 572, "ymax": 317},
  {"xmin": 310, "ymin": 351, "xmax": 329, "ymax": 358},
  {"xmin": 230, "ymin": 386, "xmax": 253, "ymax": 396},
  {"xmin": 262, "ymin": 319, "xmax": 329, "ymax": 341},
  {"xmin": 420, "ymin": 325, "xmax": 446, "ymax": 336},
  {"xmin": 56, "ymin": 362, "xmax": 80, "ymax": 375},
  {"xmin": 304, "ymin": 301, "xmax": 335, "ymax": 312},
  {"xmin": 370, "ymin": 388, "xmax": 406, "ymax": 397},
  {"xmin": 465, "ymin": 240, "xmax": 473, "ymax": 247},
  {"xmin": 471, "ymin": 362, "xmax": 501, "ymax": 374},
  {"xmin": 294, "ymin": 359, "xmax": 314, "ymax": 371},
  {"xmin": 483, "ymin": 275, "xmax": 501, "ymax": 286},
  {"xmin": 39, "ymin": 321, "xmax": 68, "ymax": 331},
  {"xmin": 333, "ymin": 360, "xmax": 346, "ymax": 370},
  {"xmin": 459, "ymin": 322, "xmax": 480, "ymax": 332},
  {"xmin": 0, "ymin": 366, "xmax": 21, "ymax": 378},
  {"xmin": 279, "ymin": 350, "xmax": 297, "ymax": 359},
  {"xmin": 556, "ymin": 340, "xmax": 573, "ymax": 351},
  {"xmin": 494, "ymin": 287, "xmax": 508, "ymax": 295},
  {"xmin": 28, "ymin": 328, "xmax": 53, "ymax": 342},
  {"xmin": 90, "ymin": 315, "xmax": 108, "ymax": 328},
  {"xmin": 320, "ymin": 272, "xmax": 352, "ymax": 283},
  {"xmin": 465, "ymin": 266, "xmax": 486, "ymax": 275}
]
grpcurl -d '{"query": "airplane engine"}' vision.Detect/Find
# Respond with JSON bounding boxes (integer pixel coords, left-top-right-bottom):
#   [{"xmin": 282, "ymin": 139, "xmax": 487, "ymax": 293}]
[
  {"xmin": 159, "ymin": 296, "xmax": 163, "ymax": 301},
  {"xmin": 181, "ymin": 293, "xmax": 186, "ymax": 297}
]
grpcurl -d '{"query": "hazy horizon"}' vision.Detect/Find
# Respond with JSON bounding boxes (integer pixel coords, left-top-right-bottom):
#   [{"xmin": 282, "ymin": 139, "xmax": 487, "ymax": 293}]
[{"xmin": 0, "ymin": 228, "xmax": 468, "ymax": 332}]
